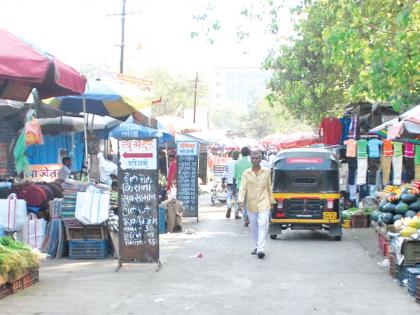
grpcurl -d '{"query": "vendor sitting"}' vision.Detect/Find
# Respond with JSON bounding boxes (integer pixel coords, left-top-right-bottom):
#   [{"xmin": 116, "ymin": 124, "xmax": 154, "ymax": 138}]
[{"xmin": 57, "ymin": 157, "xmax": 78, "ymax": 181}]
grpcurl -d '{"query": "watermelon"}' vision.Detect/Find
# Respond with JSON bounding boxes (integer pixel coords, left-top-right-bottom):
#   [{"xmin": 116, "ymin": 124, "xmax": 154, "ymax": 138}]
[
  {"xmin": 404, "ymin": 210, "xmax": 417, "ymax": 218},
  {"xmin": 378, "ymin": 201, "xmax": 387, "ymax": 211},
  {"xmin": 382, "ymin": 213, "xmax": 394, "ymax": 224},
  {"xmin": 370, "ymin": 210, "xmax": 381, "ymax": 222},
  {"xmin": 395, "ymin": 202, "xmax": 409, "ymax": 215},
  {"xmin": 382, "ymin": 202, "xmax": 396, "ymax": 213},
  {"xmin": 408, "ymin": 200, "xmax": 420, "ymax": 211},
  {"xmin": 400, "ymin": 193, "xmax": 417, "ymax": 204},
  {"xmin": 393, "ymin": 214, "xmax": 403, "ymax": 223}
]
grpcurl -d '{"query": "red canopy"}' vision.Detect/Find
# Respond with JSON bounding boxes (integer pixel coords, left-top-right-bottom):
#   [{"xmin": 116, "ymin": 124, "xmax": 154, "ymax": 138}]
[
  {"xmin": 272, "ymin": 132, "xmax": 320, "ymax": 149},
  {"xmin": 0, "ymin": 29, "xmax": 86, "ymax": 101}
]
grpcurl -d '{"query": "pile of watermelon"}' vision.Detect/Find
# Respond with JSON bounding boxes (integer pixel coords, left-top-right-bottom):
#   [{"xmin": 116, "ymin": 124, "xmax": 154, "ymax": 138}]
[{"xmin": 371, "ymin": 183, "xmax": 420, "ymax": 226}]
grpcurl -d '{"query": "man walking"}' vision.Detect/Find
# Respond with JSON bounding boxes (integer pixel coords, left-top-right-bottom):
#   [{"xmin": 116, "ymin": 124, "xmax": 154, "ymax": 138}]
[
  {"xmin": 238, "ymin": 150, "xmax": 276, "ymax": 259},
  {"xmin": 224, "ymin": 151, "xmax": 240, "ymax": 219},
  {"xmin": 234, "ymin": 147, "xmax": 252, "ymax": 226}
]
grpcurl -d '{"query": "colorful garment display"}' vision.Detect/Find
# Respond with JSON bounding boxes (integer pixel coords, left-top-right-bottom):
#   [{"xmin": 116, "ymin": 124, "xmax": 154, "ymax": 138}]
[
  {"xmin": 404, "ymin": 142, "xmax": 414, "ymax": 158},
  {"xmin": 367, "ymin": 138, "xmax": 382, "ymax": 158},
  {"xmin": 320, "ymin": 117, "xmax": 341, "ymax": 145},
  {"xmin": 356, "ymin": 157, "xmax": 368, "ymax": 185},
  {"xmin": 392, "ymin": 142, "xmax": 403, "ymax": 157},
  {"xmin": 392, "ymin": 156, "xmax": 403, "ymax": 185},
  {"xmin": 356, "ymin": 139, "xmax": 368, "ymax": 158},
  {"xmin": 344, "ymin": 139, "xmax": 357, "ymax": 157},
  {"xmin": 381, "ymin": 156, "xmax": 392, "ymax": 186},
  {"xmin": 382, "ymin": 139, "xmax": 393, "ymax": 156},
  {"xmin": 339, "ymin": 117, "xmax": 351, "ymax": 144}
]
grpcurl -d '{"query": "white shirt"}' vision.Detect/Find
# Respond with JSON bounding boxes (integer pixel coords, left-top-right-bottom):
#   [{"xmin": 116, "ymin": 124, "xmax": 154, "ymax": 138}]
[
  {"xmin": 98, "ymin": 153, "xmax": 118, "ymax": 186},
  {"xmin": 224, "ymin": 159, "xmax": 238, "ymax": 184},
  {"xmin": 58, "ymin": 165, "xmax": 71, "ymax": 180}
]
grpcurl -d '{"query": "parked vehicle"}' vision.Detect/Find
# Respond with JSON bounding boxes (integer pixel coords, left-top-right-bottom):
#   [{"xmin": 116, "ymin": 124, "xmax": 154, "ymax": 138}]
[{"xmin": 269, "ymin": 148, "xmax": 342, "ymax": 240}]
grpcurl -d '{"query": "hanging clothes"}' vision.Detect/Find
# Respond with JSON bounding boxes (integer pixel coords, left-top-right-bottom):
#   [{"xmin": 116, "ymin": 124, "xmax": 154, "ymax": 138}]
[
  {"xmin": 348, "ymin": 115, "xmax": 360, "ymax": 139},
  {"xmin": 415, "ymin": 145, "xmax": 420, "ymax": 180},
  {"xmin": 356, "ymin": 139, "xmax": 368, "ymax": 158},
  {"xmin": 319, "ymin": 117, "xmax": 342, "ymax": 145},
  {"xmin": 356, "ymin": 157, "xmax": 368, "ymax": 185},
  {"xmin": 344, "ymin": 139, "xmax": 357, "ymax": 157},
  {"xmin": 339, "ymin": 116, "xmax": 351, "ymax": 144},
  {"xmin": 367, "ymin": 138, "xmax": 382, "ymax": 158},
  {"xmin": 392, "ymin": 142, "xmax": 403, "ymax": 185},
  {"xmin": 382, "ymin": 139, "xmax": 393, "ymax": 156},
  {"xmin": 404, "ymin": 142, "xmax": 414, "ymax": 158}
]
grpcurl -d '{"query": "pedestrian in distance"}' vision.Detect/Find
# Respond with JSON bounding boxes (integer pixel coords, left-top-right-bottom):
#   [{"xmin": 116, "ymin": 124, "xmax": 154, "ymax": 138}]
[
  {"xmin": 234, "ymin": 147, "xmax": 252, "ymax": 226},
  {"xmin": 224, "ymin": 150, "xmax": 241, "ymax": 219},
  {"xmin": 238, "ymin": 150, "xmax": 276, "ymax": 259},
  {"xmin": 167, "ymin": 151, "xmax": 177, "ymax": 191}
]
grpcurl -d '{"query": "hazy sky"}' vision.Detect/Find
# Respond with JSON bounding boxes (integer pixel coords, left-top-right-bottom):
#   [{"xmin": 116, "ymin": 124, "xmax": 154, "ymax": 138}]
[{"xmin": 0, "ymin": 0, "xmax": 293, "ymax": 76}]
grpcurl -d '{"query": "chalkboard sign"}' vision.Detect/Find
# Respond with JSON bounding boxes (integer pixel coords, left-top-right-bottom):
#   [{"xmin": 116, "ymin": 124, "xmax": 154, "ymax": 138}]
[
  {"xmin": 176, "ymin": 141, "xmax": 199, "ymax": 218},
  {"xmin": 118, "ymin": 139, "xmax": 159, "ymax": 264}
]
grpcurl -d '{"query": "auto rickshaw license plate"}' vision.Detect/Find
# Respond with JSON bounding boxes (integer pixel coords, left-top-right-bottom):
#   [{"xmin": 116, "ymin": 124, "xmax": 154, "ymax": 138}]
[{"xmin": 323, "ymin": 212, "xmax": 337, "ymax": 220}]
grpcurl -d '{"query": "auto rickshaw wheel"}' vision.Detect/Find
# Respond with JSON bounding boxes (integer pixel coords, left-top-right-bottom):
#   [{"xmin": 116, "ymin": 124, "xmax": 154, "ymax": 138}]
[
  {"xmin": 334, "ymin": 235, "xmax": 342, "ymax": 241},
  {"xmin": 270, "ymin": 234, "xmax": 277, "ymax": 240}
]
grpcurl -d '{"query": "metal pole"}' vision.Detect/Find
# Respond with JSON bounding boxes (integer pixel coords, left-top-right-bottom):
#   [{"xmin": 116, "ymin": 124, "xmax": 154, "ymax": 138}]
[
  {"xmin": 193, "ymin": 72, "xmax": 198, "ymax": 123},
  {"xmin": 120, "ymin": 0, "xmax": 126, "ymax": 73},
  {"xmin": 83, "ymin": 98, "xmax": 89, "ymax": 172}
]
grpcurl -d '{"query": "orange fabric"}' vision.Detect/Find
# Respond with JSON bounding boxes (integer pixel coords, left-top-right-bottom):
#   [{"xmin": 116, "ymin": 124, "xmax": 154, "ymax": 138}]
[{"xmin": 383, "ymin": 139, "xmax": 393, "ymax": 156}]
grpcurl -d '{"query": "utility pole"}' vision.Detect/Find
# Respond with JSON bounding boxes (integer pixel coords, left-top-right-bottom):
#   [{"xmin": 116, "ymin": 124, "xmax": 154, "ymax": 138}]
[
  {"xmin": 193, "ymin": 72, "xmax": 198, "ymax": 123},
  {"xmin": 120, "ymin": 0, "xmax": 126, "ymax": 73},
  {"xmin": 108, "ymin": 0, "xmax": 140, "ymax": 74}
]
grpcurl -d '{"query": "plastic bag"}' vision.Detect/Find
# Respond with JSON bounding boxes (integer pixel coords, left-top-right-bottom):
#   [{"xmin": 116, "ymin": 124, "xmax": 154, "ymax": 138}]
[
  {"xmin": 0, "ymin": 193, "xmax": 27, "ymax": 231},
  {"xmin": 75, "ymin": 189, "xmax": 110, "ymax": 225},
  {"xmin": 22, "ymin": 213, "xmax": 47, "ymax": 249},
  {"xmin": 25, "ymin": 118, "xmax": 44, "ymax": 145}
]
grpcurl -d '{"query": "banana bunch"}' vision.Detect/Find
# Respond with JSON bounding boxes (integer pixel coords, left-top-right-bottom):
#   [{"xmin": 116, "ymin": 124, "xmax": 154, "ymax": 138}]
[{"xmin": 383, "ymin": 185, "xmax": 401, "ymax": 195}]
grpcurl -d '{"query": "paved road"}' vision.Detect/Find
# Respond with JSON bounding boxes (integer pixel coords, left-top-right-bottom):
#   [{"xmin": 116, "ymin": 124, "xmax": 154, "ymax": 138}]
[{"xmin": 0, "ymin": 197, "xmax": 419, "ymax": 315}]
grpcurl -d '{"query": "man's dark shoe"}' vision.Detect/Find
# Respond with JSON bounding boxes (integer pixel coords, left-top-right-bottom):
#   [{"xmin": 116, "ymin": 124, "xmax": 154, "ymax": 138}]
[
  {"xmin": 226, "ymin": 208, "xmax": 231, "ymax": 218},
  {"xmin": 235, "ymin": 215, "xmax": 241, "ymax": 219},
  {"xmin": 257, "ymin": 251, "xmax": 265, "ymax": 259},
  {"xmin": 251, "ymin": 248, "xmax": 257, "ymax": 255}
]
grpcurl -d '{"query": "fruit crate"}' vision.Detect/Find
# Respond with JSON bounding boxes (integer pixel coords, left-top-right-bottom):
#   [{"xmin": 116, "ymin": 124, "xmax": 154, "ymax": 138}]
[
  {"xmin": 350, "ymin": 214, "xmax": 368, "ymax": 228},
  {"xmin": 0, "ymin": 283, "xmax": 11, "ymax": 300},
  {"xmin": 29, "ymin": 267, "xmax": 39, "ymax": 284},
  {"xmin": 394, "ymin": 263, "xmax": 420, "ymax": 285},
  {"xmin": 383, "ymin": 241, "xmax": 390, "ymax": 257},
  {"xmin": 68, "ymin": 240, "xmax": 108, "ymax": 259},
  {"xmin": 342, "ymin": 219, "xmax": 350, "ymax": 229},
  {"xmin": 10, "ymin": 277, "xmax": 24, "ymax": 293},
  {"xmin": 389, "ymin": 253, "xmax": 396, "ymax": 278},
  {"xmin": 22, "ymin": 273, "xmax": 32, "ymax": 289},
  {"xmin": 66, "ymin": 226, "xmax": 107, "ymax": 240},
  {"xmin": 406, "ymin": 268, "xmax": 420, "ymax": 296},
  {"xmin": 402, "ymin": 240, "xmax": 420, "ymax": 265}
]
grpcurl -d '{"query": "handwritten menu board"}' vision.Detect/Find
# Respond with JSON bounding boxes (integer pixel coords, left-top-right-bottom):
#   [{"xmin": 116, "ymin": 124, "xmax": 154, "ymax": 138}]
[
  {"xmin": 0, "ymin": 143, "xmax": 7, "ymax": 176},
  {"xmin": 176, "ymin": 141, "xmax": 199, "ymax": 218},
  {"xmin": 118, "ymin": 139, "xmax": 159, "ymax": 263}
]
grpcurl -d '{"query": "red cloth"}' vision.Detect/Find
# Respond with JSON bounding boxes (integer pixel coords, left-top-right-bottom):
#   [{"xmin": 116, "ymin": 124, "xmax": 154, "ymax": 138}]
[
  {"xmin": 320, "ymin": 117, "xmax": 342, "ymax": 145},
  {"xmin": 167, "ymin": 159, "xmax": 177, "ymax": 190}
]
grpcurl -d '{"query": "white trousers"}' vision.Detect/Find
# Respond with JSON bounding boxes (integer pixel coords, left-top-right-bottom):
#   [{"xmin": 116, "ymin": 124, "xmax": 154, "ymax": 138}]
[
  {"xmin": 248, "ymin": 210, "xmax": 270, "ymax": 252},
  {"xmin": 356, "ymin": 157, "xmax": 368, "ymax": 185},
  {"xmin": 392, "ymin": 156, "xmax": 403, "ymax": 185}
]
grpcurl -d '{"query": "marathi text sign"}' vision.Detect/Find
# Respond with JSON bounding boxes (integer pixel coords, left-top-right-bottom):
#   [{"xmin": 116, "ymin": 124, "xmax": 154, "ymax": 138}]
[
  {"xmin": 26, "ymin": 164, "xmax": 61, "ymax": 182},
  {"xmin": 177, "ymin": 141, "xmax": 199, "ymax": 156},
  {"xmin": 118, "ymin": 138, "xmax": 159, "ymax": 264},
  {"xmin": 119, "ymin": 139, "xmax": 157, "ymax": 170}
]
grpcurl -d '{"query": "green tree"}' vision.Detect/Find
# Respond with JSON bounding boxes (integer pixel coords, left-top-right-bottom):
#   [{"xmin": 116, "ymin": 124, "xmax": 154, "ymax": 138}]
[
  {"xmin": 146, "ymin": 69, "xmax": 208, "ymax": 117},
  {"xmin": 193, "ymin": 0, "xmax": 420, "ymax": 124}
]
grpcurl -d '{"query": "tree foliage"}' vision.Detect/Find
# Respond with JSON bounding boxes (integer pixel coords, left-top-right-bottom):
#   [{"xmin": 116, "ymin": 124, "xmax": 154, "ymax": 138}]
[
  {"xmin": 265, "ymin": 0, "xmax": 419, "ymax": 124},
  {"xmin": 192, "ymin": 0, "xmax": 419, "ymax": 125},
  {"xmin": 146, "ymin": 69, "xmax": 208, "ymax": 117}
]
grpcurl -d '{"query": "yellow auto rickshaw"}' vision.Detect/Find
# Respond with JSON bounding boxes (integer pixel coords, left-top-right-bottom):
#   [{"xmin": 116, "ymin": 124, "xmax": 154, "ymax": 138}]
[{"xmin": 269, "ymin": 148, "xmax": 342, "ymax": 241}]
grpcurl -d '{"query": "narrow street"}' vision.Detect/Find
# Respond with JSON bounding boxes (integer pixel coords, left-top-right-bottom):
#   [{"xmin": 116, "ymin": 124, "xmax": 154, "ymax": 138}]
[{"xmin": 0, "ymin": 195, "xmax": 418, "ymax": 315}]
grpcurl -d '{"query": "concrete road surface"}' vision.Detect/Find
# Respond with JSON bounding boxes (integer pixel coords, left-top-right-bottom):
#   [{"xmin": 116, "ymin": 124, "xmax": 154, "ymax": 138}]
[{"xmin": 0, "ymin": 196, "xmax": 419, "ymax": 315}]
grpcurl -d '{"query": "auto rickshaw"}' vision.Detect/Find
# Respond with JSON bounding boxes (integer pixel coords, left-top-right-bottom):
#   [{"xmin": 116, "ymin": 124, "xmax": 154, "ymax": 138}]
[{"xmin": 269, "ymin": 148, "xmax": 342, "ymax": 241}]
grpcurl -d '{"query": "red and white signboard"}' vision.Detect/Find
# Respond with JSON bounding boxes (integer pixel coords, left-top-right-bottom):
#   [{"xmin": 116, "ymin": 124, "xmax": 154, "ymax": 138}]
[
  {"xmin": 119, "ymin": 139, "xmax": 157, "ymax": 170},
  {"xmin": 287, "ymin": 158, "xmax": 323, "ymax": 164}
]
